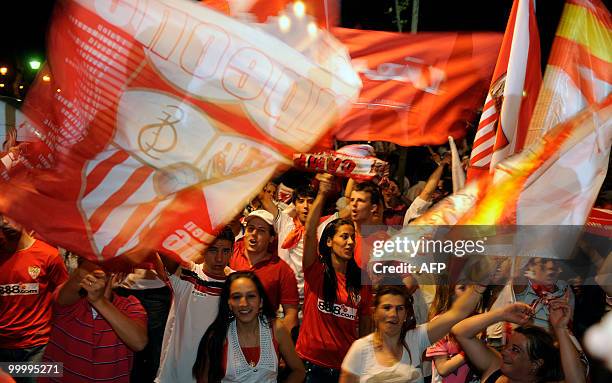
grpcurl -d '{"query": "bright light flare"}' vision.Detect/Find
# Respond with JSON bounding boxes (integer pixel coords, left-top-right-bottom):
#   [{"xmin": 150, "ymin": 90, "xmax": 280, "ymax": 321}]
[
  {"xmin": 279, "ymin": 14, "xmax": 291, "ymax": 32},
  {"xmin": 29, "ymin": 60, "xmax": 41, "ymax": 70},
  {"xmin": 307, "ymin": 22, "xmax": 317, "ymax": 37},
  {"xmin": 293, "ymin": 1, "xmax": 305, "ymax": 18},
  {"xmin": 0, "ymin": 67, "xmax": 7, "ymax": 75},
  {"xmin": 42, "ymin": 75, "xmax": 51, "ymax": 82}
]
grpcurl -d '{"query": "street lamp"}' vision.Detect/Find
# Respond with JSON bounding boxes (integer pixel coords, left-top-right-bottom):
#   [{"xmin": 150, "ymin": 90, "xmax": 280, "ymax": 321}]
[
  {"xmin": 0, "ymin": 67, "xmax": 7, "ymax": 75},
  {"xmin": 29, "ymin": 60, "xmax": 41, "ymax": 70}
]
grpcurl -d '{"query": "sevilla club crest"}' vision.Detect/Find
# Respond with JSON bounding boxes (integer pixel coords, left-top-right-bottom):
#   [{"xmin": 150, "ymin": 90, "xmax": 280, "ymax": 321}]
[{"xmin": 28, "ymin": 266, "xmax": 41, "ymax": 279}]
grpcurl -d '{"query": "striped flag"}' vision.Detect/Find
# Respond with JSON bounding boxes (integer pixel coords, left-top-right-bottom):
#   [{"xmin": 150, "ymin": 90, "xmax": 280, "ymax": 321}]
[
  {"xmin": 0, "ymin": 0, "xmax": 359, "ymax": 263},
  {"xmin": 526, "ymin": 0, "xmax": 611, "ymax": 143},
  {"xmin": 467, "ymin": 0, "xmax": 542, "ymax": 180}
]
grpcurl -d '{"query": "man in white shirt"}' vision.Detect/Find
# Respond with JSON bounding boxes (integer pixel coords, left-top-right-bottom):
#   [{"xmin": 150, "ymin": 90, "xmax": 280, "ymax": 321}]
[{"xmin": 155, "ymin": 227, "xmax": 235, "ymax": 383}]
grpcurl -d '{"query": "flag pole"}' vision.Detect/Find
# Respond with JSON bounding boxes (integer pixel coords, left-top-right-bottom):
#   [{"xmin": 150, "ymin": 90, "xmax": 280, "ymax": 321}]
[{"xmin": 394, "ymin": 0, "xmax": 419, "ymax": 192}]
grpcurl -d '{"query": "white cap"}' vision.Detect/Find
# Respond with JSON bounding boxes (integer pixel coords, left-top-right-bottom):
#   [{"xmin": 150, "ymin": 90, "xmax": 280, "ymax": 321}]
[{"xmin": 245, "ymin": 210, "xmax": 275, "ymax": 231}]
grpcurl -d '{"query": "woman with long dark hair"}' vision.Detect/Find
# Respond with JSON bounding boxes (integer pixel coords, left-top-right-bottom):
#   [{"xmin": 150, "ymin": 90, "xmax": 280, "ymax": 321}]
[
  {"xmin": 192, "ymin": 271, "xmax": 304, "ymax": 383},
  {"xmin": 340, "ymin": 280, "xmax": 484, "ymax": 383},
  {"xmin": 452, "ymin": 300, "xmax": 587, "ymax": 383},
  {"xmin": 295, "ymin": 174, "xmax": 372, "ymax": 382}
]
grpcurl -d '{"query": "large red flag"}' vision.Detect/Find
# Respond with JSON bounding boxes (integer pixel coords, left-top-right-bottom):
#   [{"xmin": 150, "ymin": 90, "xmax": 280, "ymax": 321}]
[
  {"xmin": 0, "ymin": 0, "xmax": 359, "ymax": 263},
  {"xmin": 331, "ymin": 28, "xmax": 502, "ymax": 147},
  {"xmin": 467, "ymin": 0, "xmax": 542, "ymax": 180}
]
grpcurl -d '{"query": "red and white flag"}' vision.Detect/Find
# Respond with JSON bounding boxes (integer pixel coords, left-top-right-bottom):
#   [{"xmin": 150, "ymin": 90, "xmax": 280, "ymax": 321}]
[
  {"xmin": 467, "ymin": 0, "xmax": 542, "ymax": 180},
  {"xmin": 412, "ymin": 94, "xmax": 611, "ymax": 228},
  {"xmin": 0, "ymin": 0, "xmax": 359, "ymax": 263},
  {"xmin": 526, "ymin": 0, "xmax": 610, "ymax": 141}
]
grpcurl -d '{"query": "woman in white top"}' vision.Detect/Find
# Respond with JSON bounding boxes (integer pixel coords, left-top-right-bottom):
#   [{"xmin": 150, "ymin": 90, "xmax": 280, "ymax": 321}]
[
  {"xmin": 192, "ymin": 271, "xmax": 305, "ymax": 383},
  {"xmin": 340, "ymin": 284, "xmax": 484, "ymax": 383}
]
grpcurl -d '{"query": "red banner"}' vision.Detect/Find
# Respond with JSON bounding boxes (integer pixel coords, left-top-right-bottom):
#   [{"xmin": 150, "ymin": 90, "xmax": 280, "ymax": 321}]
[
  {"xmin": 331, "ymin": 28, "xmax": 503, "ymax": 147},
  {"xmin": 0, "ymin": 0, "xmax": 359, "ymax": 264}
]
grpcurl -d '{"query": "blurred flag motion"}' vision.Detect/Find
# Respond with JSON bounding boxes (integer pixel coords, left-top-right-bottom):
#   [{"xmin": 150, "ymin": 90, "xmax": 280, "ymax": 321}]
[
  {"xmin": 0, "ymin": 0, "xmax": 360, "ymax": 263},
  {"xmin": 416, "ymin": 0, "xmax": 610, "ymax": 230}
]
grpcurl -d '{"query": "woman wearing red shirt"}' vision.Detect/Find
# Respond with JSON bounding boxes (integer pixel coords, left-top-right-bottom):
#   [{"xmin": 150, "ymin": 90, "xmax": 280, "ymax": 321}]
[{"xmin": 296, "ymin": 174, "xmax": 372, "ymax": 383}]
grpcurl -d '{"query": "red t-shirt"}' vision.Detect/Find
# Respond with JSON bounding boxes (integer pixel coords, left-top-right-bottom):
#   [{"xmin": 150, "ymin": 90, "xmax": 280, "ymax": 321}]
[
  {"xmin": 41, "ymin": 294, "xmax": 147, "ymax": 383},
  {"xmin": 0, "ymin": 240, "xmax": 68, "ymax": 348},
  {"xmin": 230, "ymin": 246, "xmax": 299, "ymax": 309},
  {"xmin": 296, "ymin": 260, "xmax": 371, "ymax": 369}
]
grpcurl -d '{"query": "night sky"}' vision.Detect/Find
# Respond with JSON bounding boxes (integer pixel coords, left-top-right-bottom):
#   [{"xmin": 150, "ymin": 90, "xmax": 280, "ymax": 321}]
[{"xmin": 0, "ymin": 0, "xmax": 571, "ymax": 71}]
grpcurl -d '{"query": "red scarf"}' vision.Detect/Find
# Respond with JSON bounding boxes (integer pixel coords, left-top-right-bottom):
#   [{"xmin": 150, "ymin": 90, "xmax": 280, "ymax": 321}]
[
  {"xmin": 531, "ymin": 282, "xmax": 556, "ymax": 296},
  {"xmin": 281, "ymin": 217, "xmax": 304, "ymax": 249}
]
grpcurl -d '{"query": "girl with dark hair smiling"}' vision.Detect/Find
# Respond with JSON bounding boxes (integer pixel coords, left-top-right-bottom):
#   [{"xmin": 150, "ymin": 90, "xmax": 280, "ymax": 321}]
[
  {"xmin": 192, "ymin": 271, "xmax": 304, "ymax": 383},
  {"xmin": 295, "ymin": 174, "xmax": 372, "ymax": 382}
]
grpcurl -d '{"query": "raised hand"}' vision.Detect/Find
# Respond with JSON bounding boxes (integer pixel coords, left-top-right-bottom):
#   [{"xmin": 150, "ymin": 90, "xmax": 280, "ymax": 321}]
[
  {"xmin": 501, "ymin": 302, "xmax": 533, "ymax": 325},
  {"xmin": 315, "ymin": 173, "xmax": 335, "ymax": 195},
  {"xmin": 549, "ymin": 290, "xmax": 572, "ymax": 330},
  {"xmin": 79, "ymin": 269, "xmax": 107, "ymax": 303}
]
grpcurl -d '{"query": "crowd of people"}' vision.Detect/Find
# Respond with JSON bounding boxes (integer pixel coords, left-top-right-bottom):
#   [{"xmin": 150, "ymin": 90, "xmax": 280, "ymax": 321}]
[{"xmin": 1, "ymin": 146, "xmax": 611, "ymax": 383}]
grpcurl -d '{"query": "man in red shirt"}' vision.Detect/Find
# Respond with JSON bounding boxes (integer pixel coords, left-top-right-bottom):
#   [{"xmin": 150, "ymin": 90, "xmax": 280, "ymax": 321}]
[
  {"xmin": 41, "ymin": 259, "xmax": 148, "ymax": 383},
  {"xmin": 230, "ymin": 210, "xmax": 299, "ymax": 332},
  {"xmin": 0, "ymin": 215, "xmax": 68, "ymax": 383},
  {"xmin": 348, "ymin": 181, "xmax": 382, "ymax": 268}
]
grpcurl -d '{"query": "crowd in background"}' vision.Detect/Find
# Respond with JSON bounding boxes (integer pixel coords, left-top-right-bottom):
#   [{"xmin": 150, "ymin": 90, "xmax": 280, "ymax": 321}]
[{"xmin": 1, "ymin": 142, "xmax": 611, "ymax": 383}]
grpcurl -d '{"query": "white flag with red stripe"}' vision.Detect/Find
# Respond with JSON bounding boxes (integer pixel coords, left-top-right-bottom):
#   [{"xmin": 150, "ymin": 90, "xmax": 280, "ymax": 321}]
[
  {"xmin": 467, "ymin": 0, "xmax": 542, "ymax": 180},
  {"xmin": 0, "ymin": 0, "xmax": 359, "ymax": 264}
]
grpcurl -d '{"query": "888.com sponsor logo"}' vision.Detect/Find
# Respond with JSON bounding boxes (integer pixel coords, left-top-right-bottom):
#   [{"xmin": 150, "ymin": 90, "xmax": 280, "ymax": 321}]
[
  {"xmin": 317, "ymin": 298, "xmax": 357, "ymax": 320},
  {"xmin": 0, "ymin": 283, "xmax": 39, "ymax": 296}
]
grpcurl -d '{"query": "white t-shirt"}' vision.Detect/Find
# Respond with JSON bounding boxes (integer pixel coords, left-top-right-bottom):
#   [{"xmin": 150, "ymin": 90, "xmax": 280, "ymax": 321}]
[
  {"xmin": 402, "ymin": 197, "xmax": 432, "ymax": 226},
  {"xmin": 274, "ymin": 211, "xmax": 306, "ymax": 303},
  {"xmin": 155, "ymin": 263, "xmax": 225, "ymax": 383},
  {"xmin": 342, "ymin": 325, "xmax": 431, "ymax": 383}
]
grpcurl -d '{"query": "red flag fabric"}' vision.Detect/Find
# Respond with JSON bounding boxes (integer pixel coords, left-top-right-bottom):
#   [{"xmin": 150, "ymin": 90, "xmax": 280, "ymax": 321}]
[
  {"xmin": 0, "ymin": 0, "xmax": 359, "ymax": 263},
  {"xmin": 467, "ymin": 0, "xmax": 542, "ymax": 180},
  {"xmin": 330, "ymin": 28, "xmax": 502, "ymax": 147},
  {"xmin": 586, "ymin": 207, "xmax": 612, "ymax": 237}
]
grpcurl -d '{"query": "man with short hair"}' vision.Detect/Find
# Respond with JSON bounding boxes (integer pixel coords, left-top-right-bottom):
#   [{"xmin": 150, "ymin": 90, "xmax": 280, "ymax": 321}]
[
  {"xmin": 349, "ymin": 181, "xmax": 382, "ymax": 268},
  {"xmin": 260, "ymin": 184, "xmax": 317, "ymax": 310},
  {"xmin": 41, "ymin": 259, "xmax": 148, "ymax": 383},
  {"xmin": 155, "ymin": 227, "xmax": 235, "ymax": 383},
  {"xmin": 0, "ymin": 216, "xmax": 68, "ymax": 383},
  {"xmin": 230, "ymin": 210, "xmax": 299, "ymax": 331}
]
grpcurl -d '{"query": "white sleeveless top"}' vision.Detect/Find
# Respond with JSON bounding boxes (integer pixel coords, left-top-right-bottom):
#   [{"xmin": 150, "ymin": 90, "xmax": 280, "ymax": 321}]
[{"xmin": 222, "ymin": 318, "xmax": 278, "ymax": 383}]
